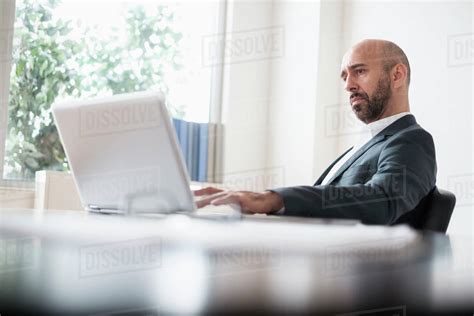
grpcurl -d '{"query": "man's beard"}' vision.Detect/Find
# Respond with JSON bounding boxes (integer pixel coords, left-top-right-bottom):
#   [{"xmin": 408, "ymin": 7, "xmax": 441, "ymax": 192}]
[{"xmin": 351, "ymin": 75, "xmax": 392, "ymax": 123}]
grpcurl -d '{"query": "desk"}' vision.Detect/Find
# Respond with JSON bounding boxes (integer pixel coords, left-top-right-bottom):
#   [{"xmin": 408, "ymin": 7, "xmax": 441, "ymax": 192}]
[{"xmin": 0, "ymin": 209, "xmax": 473, "ymax": 315}]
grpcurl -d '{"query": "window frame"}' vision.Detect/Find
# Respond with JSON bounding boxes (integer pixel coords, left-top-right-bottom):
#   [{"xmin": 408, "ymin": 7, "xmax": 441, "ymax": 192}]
[{"xmin": 0, "ymin": 0, "xmax": 227, "ymax": 188}]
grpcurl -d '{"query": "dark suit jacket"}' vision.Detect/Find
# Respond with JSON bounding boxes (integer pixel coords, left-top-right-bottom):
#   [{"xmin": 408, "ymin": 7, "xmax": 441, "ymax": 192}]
[{"xmin": 271, "ymin": 114, "xmax": 437, "ymax": 226}]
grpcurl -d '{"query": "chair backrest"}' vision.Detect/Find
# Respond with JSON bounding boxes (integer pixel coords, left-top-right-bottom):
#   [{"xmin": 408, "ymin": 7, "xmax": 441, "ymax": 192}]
[{"xmin": 420, "ymin": 186, "xmax": 456, "ymax": 233}]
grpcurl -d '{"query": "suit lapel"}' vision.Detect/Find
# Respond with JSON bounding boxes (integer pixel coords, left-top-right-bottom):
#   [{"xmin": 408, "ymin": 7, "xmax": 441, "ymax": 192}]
[
  {"xmin": 322, "ymin": 114, "xmax": 418, "ymax": 185},
  {"xmin": 314, "ymin": 147, "xmax": 353, "ymax": 185},
  {"xmin": 325, "ymin": 134, "xmax": 387, "ymax": 184}
]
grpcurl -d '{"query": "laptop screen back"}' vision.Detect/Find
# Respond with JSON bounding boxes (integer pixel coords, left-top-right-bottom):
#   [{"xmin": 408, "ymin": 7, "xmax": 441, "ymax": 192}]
[{"xmin": 52, "ymin": 91, "xmax": 196, "ymax": 214}]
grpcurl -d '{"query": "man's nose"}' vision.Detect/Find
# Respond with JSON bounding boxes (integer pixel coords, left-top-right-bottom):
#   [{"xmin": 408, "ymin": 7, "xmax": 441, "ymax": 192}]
[{"xmin": 344, "ymin": 75, "xmax": 358, "ymax": 92}]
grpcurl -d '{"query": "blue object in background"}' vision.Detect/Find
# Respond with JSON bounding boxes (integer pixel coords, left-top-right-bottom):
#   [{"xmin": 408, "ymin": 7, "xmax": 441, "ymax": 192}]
[{"xmin": 172, "ymin": 118, "xmax": 210, "ymax": 182}]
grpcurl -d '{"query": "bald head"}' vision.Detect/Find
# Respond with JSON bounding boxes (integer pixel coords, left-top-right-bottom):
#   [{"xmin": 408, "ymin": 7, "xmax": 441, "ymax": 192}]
[{"xmin": 350, "ymin": 39, "xmax": 411, "ymax": 86}]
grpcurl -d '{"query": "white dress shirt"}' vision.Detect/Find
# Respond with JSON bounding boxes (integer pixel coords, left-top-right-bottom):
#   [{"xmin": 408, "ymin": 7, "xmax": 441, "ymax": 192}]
[{"xmin": 320, "ymin": 112, "xmax": 411, "ymax": 185}]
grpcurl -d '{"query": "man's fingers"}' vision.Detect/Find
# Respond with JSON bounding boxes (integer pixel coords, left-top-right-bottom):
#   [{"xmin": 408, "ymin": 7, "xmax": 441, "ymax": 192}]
[
  {"xmin": 193, "ymin": 187, "xmax": 223, "ymax": 196},
  {"xmin": 195, "ymin": 191, "xmax": 228, "ymax": 208},
  {"xmin": 196, "ymin": 191, "xmax": 274, "ymax": 214},
  {"xmin": 196, "ymin": 198, "xmax": 210, "ymax": 208}
]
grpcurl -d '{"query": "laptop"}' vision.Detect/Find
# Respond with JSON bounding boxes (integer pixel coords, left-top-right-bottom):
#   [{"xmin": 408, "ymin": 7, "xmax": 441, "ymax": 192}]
[{"xmin": 52, "ymin": 91, "xmax": 240, "ymax": 218}]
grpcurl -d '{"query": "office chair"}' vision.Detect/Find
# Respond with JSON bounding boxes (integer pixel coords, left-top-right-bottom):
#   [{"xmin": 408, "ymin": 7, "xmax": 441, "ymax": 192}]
[{"xmin": 419, "ymin": 186, "xmax": 456, "ymax": 233}]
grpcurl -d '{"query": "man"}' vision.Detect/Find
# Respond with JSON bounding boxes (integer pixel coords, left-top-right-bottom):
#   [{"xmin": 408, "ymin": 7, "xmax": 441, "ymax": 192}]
[{"xmin": 195, "ymin": 39, "xmax": 437, "ymax": 226}]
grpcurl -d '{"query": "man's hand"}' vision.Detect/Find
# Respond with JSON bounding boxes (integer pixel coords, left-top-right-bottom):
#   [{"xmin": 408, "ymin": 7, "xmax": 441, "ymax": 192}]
[{"xmin": 193, "ymin": 187, "xmax": 284, "ymax": 214}]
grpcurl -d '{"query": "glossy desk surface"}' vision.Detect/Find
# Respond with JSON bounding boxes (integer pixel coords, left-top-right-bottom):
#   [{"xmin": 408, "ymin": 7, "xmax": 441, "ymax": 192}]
[{"xmin": 0, "ymin": 209, "xmax": 472, "ymax": 315}]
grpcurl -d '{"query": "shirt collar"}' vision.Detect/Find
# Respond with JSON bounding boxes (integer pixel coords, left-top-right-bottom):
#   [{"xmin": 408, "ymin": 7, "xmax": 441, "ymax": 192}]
[{"xmin": 367, "ymin": 112, "xmax": 411, "ymax": 137}]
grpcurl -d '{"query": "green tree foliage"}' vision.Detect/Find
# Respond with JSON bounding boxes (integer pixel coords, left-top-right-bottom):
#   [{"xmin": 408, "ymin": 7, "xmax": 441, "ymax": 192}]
[{"xmin": 5, "ymin": 0, "xmax": 183, "ymax": 179}]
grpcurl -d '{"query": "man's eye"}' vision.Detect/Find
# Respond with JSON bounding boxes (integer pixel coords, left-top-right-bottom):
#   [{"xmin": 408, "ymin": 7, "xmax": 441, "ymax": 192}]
[{"xmin": 356, "ymin": 69, "xmax": 365, "ymax": 75}]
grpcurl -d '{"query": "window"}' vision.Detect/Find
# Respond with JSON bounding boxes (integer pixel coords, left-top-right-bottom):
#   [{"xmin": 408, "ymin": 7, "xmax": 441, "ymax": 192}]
[{"xmin": 0, "ymin": 0, "xmax": 225, "ymax": 183}]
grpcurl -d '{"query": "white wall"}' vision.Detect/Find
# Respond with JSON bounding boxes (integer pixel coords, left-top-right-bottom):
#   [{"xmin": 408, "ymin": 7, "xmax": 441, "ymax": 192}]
[
  {"xmin": 266, "ymin": 0, "xmax": 321, "ymax": 186},
  {"xmin": 311, "ymin": 0, "xmax": 347, "ymax": 179},
  {"xmin": 219, "ymin": 0, "xmax": 277, "ymax": 191}
]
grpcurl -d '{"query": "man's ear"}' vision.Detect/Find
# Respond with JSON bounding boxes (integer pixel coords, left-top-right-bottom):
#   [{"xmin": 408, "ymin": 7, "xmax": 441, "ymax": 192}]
[{"xmin": 392, "ymin": 63, "xmax": 408, "ymax": 88}]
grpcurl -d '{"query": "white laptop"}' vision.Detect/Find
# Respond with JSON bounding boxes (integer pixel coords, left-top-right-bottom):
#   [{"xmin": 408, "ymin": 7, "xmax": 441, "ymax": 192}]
[{"xmin": 52, "ymin": 91, "xmax": 239, "ymax": 218}]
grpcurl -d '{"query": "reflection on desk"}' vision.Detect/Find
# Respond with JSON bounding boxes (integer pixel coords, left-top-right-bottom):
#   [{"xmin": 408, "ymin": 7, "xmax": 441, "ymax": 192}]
[{"xmin": 0, "ymin": 209, "xmax": 472, "ymax": 315}]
